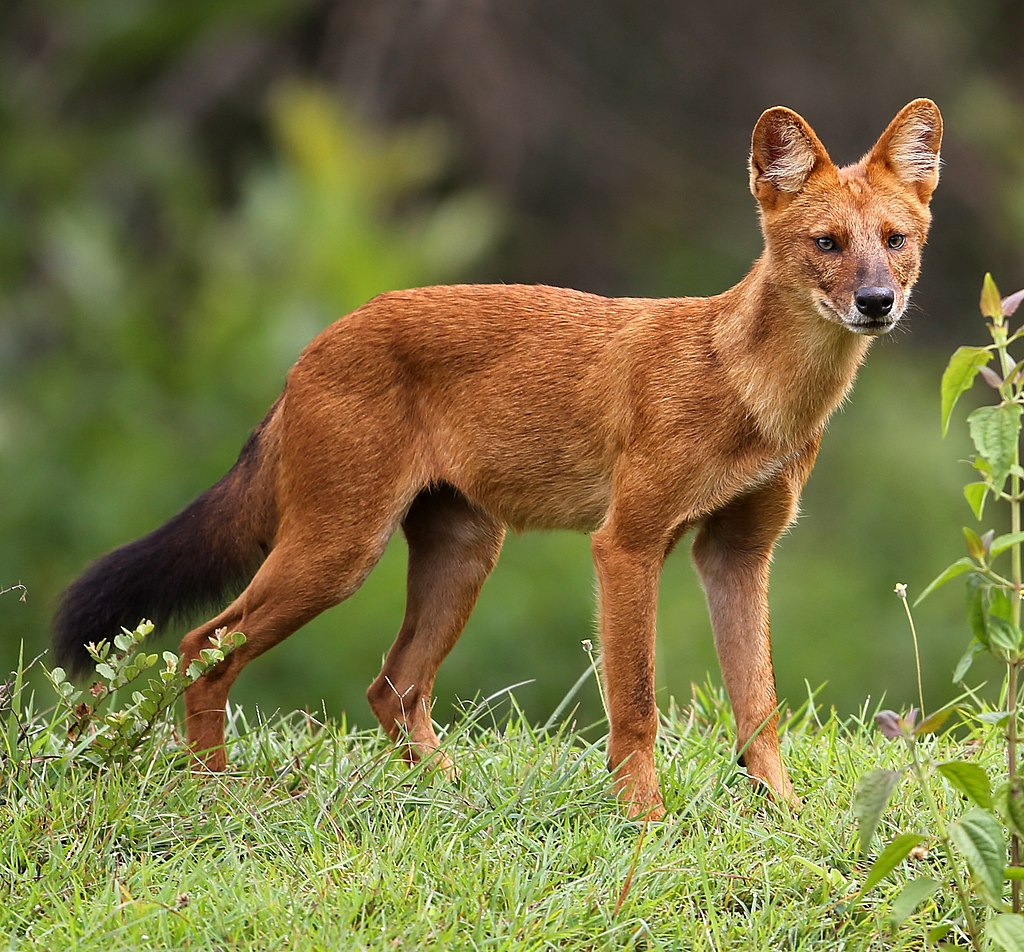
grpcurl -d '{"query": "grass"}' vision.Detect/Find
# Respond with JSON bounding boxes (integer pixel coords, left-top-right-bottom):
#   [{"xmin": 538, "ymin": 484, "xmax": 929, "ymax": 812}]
[{"xmin": 0, "ymin": 676, "xmax": 998, "ymax": 951}]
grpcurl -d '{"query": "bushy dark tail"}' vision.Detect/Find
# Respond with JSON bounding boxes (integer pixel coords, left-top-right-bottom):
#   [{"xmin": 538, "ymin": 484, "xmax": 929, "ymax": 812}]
[{"xmin": 52, "ymin": 402, "xmax": 282, "ymax": 675}]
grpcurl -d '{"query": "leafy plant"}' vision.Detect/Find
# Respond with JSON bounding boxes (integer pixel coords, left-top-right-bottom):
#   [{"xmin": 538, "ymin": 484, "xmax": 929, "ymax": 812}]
[
  {"xmin": 46, "ymin": 621, "xmax": 245, "ymax": 768},
  {"xmin": 854, "ymin": 275, "xmax": 1024, "ymax": 950}
]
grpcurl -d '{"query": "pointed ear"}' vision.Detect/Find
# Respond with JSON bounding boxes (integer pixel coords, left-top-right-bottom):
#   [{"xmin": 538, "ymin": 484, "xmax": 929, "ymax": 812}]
[
  {"xmin": 867, "ymin": 98, "xmax": 942, "ymax": 203},
  {"xmin": 749, "ymin": 106, "xmax": 832, "ymax": 207}
]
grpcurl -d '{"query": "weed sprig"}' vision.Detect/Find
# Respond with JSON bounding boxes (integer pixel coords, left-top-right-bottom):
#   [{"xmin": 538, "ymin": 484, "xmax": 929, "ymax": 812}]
[{"xmin": 856, "ymin": 275, "xmax": 1024, "ymax": 950}]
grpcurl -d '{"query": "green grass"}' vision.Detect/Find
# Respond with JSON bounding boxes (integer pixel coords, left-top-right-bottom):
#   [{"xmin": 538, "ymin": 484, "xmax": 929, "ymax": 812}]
[{"xmin": 0, "ymin": 677, "xmax": 997, "ymax": 951}]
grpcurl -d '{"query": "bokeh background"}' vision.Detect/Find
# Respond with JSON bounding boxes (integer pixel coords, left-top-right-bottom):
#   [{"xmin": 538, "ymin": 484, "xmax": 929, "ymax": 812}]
[{"xmin": 2, "ymin": 0, "xmax": 1023, "ymax": 732}]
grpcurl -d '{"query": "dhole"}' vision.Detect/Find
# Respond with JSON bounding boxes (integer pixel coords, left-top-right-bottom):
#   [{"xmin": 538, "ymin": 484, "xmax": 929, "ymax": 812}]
[{"xmin": 54, "ymin": 99, "xmax": 942, "ymax": 819}]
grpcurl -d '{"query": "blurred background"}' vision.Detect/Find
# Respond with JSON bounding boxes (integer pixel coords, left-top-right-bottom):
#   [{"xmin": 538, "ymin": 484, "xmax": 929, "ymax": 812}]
[{"xmin": 2, "ymin": 0, "xmax": 1023, "ymax": 734}]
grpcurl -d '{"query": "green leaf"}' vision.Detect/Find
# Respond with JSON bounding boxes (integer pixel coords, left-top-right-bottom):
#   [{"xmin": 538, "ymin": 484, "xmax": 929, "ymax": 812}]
[
  {"xmin": 914, "ymin": 557, "xmax": 977, "ymax": 606},
  {"xmin": 949, "ymin": 807, "xmax": 1006, "ymax": 908},
  {"xmin": 1006, "ymin": 866, "xmax": 1024, "ymax": 880},
  {"xmin": 968, "ymin": 403, "xmax": 1023, "ymax": 492},
  {"xmin": 914, "ymin": 708, "xmax": 953, "ymax": 736},
  {"xmin": 953, "ymin": 640, "xmax": 985, "ymax": 681},
  {"xmin": 978, "ymin": 710, "xmax": 1011, "ymax": 727},
  {"xmin": 95, "ymin": 663, "xmax": 116, "ymax": 682},
  {"xmin": 992, "ymin": 588, "xmax": 1017, "ymax": 623},
  {"xmin": 862, "ymin": 832, "xmax": 925, "ymax": 892},
  {"xmin": 1006, "ymin": 781, "xmax": 1024, "ymax": 839},
  {"xmin": 992, "ymin": 531, "xmax": 1024, "ymax": 556},
  {"xmin": 936, "ymin": 761, "xmax": 993, "ymax": 808},
  {"xmin": 989, "ymin": 617, "xmax": 1023, "ymax": 660},
  {"xmin": 988, "ymin": 913, "xmax": 1024, "ymax": 952},
  {"xmin": 964, "ymin": 481, "xmax": 989, "ymax": 519},
  {"xmin": 963, "ymin": 526, "xmax": 986, "ymax": 560},
  {"xmin": 889, "ymin": 876, "xmax": 940, "ymax": 924},
  {"xmin": 941, "ymin": 346, "xmax": 993, "ymax": 436},
  {"xmin": 927, "ymin": 922, "xmax": 954, "ymax": 943},
  {"xmin": 855, "ymin": 768, "xmax": 902, "ymax": 859},
  {"xmin": 967, "ymin": 575, "xmax": 989, "ymax": 644},
  {"xmin": 199, "ymin": 647, "xmax": 224, "ymax": 664},
  {"xmin": 982, "ymin": 272, "xmax": 1004, "ymax": 321}
]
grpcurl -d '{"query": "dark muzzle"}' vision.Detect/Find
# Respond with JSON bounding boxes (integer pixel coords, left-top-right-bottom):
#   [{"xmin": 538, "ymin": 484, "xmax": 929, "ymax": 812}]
[{"xmin": 854, "ymin": 286, "xmax": 895, "ymax": 319}]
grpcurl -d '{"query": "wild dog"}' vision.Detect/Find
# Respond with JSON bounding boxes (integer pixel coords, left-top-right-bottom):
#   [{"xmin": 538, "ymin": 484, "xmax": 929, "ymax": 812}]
[{"xmin": 54, "ymin": 100, "xmax": 942, "ymax": 819}]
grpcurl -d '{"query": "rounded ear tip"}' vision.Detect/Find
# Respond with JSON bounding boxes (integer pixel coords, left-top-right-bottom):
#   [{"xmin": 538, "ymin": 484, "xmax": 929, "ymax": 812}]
[
  {"xmin": 754, "ymin": 105, "xmax": 805, "ymax": 127},
  {"xmin": 903, "ymin": 98, "xmax": 942, "ymax": 121},
  {"xmin": 751, "ymin": 106, "xmax": 813, "ymax": 150}
]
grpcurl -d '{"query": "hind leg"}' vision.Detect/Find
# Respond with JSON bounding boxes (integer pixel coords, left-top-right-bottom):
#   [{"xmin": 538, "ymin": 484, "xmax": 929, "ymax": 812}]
[
  {"xmin": 692, "ymin": 476, "xmax": 803, "ymax": 805},
  {"xmin": 181, "ymin": 521, "xmax": 396, "ymax": 770},
  {"xmin": 367, "ymin": 485, "xmax": 504, "ymax": 768}
]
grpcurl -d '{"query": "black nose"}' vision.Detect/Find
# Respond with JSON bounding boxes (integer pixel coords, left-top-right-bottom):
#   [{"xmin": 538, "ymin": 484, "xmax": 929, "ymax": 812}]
[{"xmin": 855, "ymin": 286, "xmax": 895, "ymax": 319}]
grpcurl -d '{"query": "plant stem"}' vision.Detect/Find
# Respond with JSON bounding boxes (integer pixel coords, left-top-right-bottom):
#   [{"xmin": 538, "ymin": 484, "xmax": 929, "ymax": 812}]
[
  {"xmin": 1010, "ymin": 662, "xmax": 1021, "ymax": 912},
  {"xmin": 1009, "ymin": 526, "xmax": 1021, "ymax": 912},
  {"xmin": 1001, "ymin": 319, "xmax": 1022, "ymax": 912},
  {"xmin": 899, "ymin": 593, "xmax": 926, "ymax": 719},
  {"xmin": 910, "ymin": 742, "xmax": 983, "ymax": 951}
]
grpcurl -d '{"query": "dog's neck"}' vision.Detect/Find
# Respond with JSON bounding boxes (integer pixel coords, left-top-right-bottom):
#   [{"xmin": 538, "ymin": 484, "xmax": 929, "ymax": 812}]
[{"xmin": 713, "ymin": 255, "xmax": 874, "ymax": 447}]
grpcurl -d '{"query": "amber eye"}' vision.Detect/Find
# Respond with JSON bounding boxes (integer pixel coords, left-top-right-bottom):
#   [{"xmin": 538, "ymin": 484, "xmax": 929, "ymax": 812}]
[
  {"xmin": 887, "ymin": 233, "xmax": 906, "ymax": 250},
  {"xmin": 815, "ymin": 236, "xmax": 837, "ymax": 252}
]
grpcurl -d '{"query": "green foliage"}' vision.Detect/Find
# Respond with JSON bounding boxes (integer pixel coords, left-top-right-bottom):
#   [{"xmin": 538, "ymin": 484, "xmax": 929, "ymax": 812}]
[
  {"xmin": 3, "ymin": 588, "xmax": 1024, "ymax": 948},
  {"xmin": 49, "ymin": 621, "xmax": 245, "ymax": 767},
  {"xmin": 942, "ymin": 346, "xmax": 993, "ymax": 437},
  {"xmin": 1, "ymin": 620, "xmax": 244, "ymax": 772},
  {"xmin": 0, "ymin": 668, "xmax": 1007, "ymax": 950},
  {"xmin": 856, "ymin": 275, "xmax": 1024, "ymax": 951},
  {"xmin": 856, "ymin": 768, "xmax": 904, "ymax": 860}
]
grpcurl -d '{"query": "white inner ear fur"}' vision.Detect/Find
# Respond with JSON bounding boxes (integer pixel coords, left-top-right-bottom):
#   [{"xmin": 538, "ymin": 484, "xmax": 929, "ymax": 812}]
[
  {"xmin": 762, "ymin": 123, "xmax": 817, "ymax": 192},
  {"xmin": 886, "ymin": 113, "xmax": 941, "ymax": 183}
]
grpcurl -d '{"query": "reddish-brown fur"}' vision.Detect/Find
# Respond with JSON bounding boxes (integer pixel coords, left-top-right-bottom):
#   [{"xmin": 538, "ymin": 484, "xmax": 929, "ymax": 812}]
[{"xmin": 56, "ymin": 100, "xmax": 942, "ymax": 819}]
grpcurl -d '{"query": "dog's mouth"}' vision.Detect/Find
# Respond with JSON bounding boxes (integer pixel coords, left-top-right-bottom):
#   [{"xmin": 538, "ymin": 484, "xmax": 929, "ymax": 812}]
[
  {"xmin": 843, "ymin": 316, "xmax": 898, "ymax": 336},
  {"xmin": 813, "ymin": 295, "xmax": 899, "ymax": 336}
]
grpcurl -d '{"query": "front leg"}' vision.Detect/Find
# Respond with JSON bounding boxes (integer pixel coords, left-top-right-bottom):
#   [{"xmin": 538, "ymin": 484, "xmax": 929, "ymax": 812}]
[
  {"xmin": 591, "ymin": 525, "xmax": 666, "ymax": 820},
  {"xmin": 691, "ymin": 475, "xmax": 805, "ymax": 806}
]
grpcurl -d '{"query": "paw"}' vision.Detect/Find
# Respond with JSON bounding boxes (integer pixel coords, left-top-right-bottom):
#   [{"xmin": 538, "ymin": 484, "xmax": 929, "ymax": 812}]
[
  {"xmin": 741, "ymin": 758, "xmax": 801, "ymax": 810},
  {"xmin": 613, "ymin": 768, "xmax": 666, "ymax": 821}
]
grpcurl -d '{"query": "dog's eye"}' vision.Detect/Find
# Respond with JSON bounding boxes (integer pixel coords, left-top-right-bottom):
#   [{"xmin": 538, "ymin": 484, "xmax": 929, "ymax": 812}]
[
  {"xmin": 815, "ymin": 236, "xmax": 837, "ymax": 252},
  {"xmin": 887, "ymin": 233, "xmax": 906, "ymax": 250}
]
